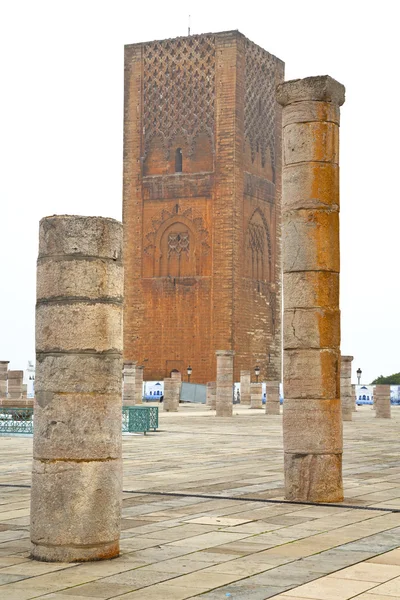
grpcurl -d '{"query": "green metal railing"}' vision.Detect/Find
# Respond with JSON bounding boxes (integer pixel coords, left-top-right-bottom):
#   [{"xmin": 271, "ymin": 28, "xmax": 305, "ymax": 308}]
[{"xmin": 0, "ymin": 406, "xmax": 159, "ymax": 435}]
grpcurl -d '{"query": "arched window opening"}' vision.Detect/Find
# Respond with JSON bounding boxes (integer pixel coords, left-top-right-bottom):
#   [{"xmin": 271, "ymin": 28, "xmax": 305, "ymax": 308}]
[{"xmin": 175, "ymin": 148, "xmax": 183, "ymax": 172}]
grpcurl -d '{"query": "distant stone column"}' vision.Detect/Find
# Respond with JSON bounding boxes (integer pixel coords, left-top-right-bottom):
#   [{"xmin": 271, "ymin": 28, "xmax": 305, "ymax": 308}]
[
  {"xmin": 123, "ymin": 362, "xmax": 136, "ymax": 406},
  {"xmin": 277, "ymin": 76, "xmax": 345, "ymax": 503},
  {"xmin": 375, "ymin": 385, "xmax": 391, "ymax": 418},
  {"xmin": 164, "ymin": 372, "xmax": 181, "ymax": 411},
  {"xmin": 250, "ymin": 382, "xmax": 263, "ymax": 409},
  {"xmin": 31, "ymin": 215, "xmax": 123, "ymax": 562},
  {"xmin": 216, "ymin": 350, "xmax": 234, "ymax": 417},
  {"xmin": 265, "ymin": 380, "xmax": 280, "ymax": 415},
  {"xmin": 206, "ymin": 382, "xmax": 216, "ymax": 409},
  {"xmin": 352, "ymin": 384, "xmax": 357, "ymax": 411},
  {"xmin": 240, "ymin": 370, "xmax": 251, "ymax": 405},
  {"xmin": 7, "ymin": 370, "xmax": 23, "ymax": 399},
  {"xmin": 340, "ymin": 356, "xmax": 353, "ymax": 421},
  {"xmin": 134, "ymin": 365, "xmax": 144, "ymax": 404},
  {"xmin": 0, "ymin": 361, "xmax": 9, "ymax": 398}
]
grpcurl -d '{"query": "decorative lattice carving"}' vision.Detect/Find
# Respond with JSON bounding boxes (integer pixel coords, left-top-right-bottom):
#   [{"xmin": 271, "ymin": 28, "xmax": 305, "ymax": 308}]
[
  {"xmin": 168, "ymin": 232, "xmax": 190, "ymax": 256},
  {"xmin": 143, "ymin": 35, "xmax": 216, "ymax": 158},
  {"xmin": 244, "ymin": 40, "xmax": 277, "ymax": 176}
]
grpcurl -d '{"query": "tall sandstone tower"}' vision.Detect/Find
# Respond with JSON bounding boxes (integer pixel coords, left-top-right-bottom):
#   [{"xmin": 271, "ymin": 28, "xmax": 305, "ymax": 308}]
[{"xmin": 123, "ymin": 31, "xmax": 284, "ymax": 383}]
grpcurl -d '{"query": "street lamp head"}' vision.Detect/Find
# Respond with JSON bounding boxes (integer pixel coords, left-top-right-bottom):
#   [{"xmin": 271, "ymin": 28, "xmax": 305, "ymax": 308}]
[
  {"xmin": 254, "ymin": 365, "xmax": 260, "ymax": 377},
  {"xmin": 187, "ymin": 365, "xmax": 192, "ymax": 376},
  {"xmin": 356, "ymin": 368, "xmax": 362, "ymax": 376}
]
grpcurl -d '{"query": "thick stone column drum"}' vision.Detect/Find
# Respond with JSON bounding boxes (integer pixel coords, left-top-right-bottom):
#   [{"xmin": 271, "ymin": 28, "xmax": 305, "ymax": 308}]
[
  {"xmin": 375, "ymin": 385, "xmax": 391, "ymax": 419},
  {"xmin": 265, "ymin": 380, "xmax": 280, "ymax": 415},
  {"xmin": 206, "ymin": 382, "xmax": 216, "ymax": 409},
  {"xmin": 240, "ymin": 371, "xmax": 251, "ymax": 405},
  {"xmin": 8, "ymin": 370, "xmax": 23, "ymax": 399},
  {"xmin": 250, "ymin": 382, "xmax": 263, "ymax": 409},
  {"xmin": 31, "ymin": 215, "xmax": 123, "ymax": 562},
  {"xmin": 134, "ymin": 365, "xmax": 144, "ymax": 404},
  {"xmin": 216, "ymin": 351, "xmax": 234, "ymax": 417},
  {"xmin": 277, "ymin": 76, "xmax": 345, "ymax": 502},
  {"xmin": 163, "ymin": 372, "xmax": 180, "ymax": 411},
  {"xmin": 0, "ymin": 361, "xmax": 9, "ymax": 398},
  {"xmin": 123, "ymin": 362, "xmax": 136, "ymax": 406},
  {"xmin": 340, "ymin": 356, "xmax": 353, "ymax": 421}
]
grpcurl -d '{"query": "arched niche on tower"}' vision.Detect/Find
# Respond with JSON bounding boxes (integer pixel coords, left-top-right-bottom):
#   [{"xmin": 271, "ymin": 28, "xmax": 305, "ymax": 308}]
[
  {"xmin": 154, "ymin": 216, "xmax": 198, "ymax": 278},
  {"xmin": 245, "ymin": 208, "xmax": 273, "ymax": 283}
]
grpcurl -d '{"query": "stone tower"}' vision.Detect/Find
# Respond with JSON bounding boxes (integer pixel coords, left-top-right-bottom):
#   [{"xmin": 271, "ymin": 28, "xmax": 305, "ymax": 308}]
[{"xmin": 123, "ymin": 31, "xmax": 284, "ymax": 383}]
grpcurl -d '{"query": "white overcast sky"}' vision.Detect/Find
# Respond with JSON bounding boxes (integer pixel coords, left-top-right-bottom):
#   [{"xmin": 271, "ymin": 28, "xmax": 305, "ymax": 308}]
[{"xmin": 1, "ymin": 0, "xmax": 398, "ymax": 384}]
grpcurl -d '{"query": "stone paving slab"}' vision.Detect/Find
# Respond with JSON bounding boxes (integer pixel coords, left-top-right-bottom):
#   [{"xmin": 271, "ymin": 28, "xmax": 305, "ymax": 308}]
[{"xmin": 0, "ymin": 405, "xmax": 399, "ymax": 598}]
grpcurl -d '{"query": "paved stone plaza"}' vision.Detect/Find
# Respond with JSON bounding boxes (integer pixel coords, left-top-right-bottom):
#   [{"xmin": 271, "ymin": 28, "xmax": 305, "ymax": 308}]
[{"xmin": 0, "ymin": 405, "xmax": 400, "ymax": 599}]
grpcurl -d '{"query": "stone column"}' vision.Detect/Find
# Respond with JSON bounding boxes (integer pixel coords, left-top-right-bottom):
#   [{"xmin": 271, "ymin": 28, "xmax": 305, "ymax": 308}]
[
  {"xmin": 265, "ymin": 380, "xmax": 280, "ymax": 415},
  {"xmin": 250, "ymin": 382, "xmax": 263, "ymax": 409},
  {"xmin": 134, "ymin": 365, "xmax": 144, "ymax": 405},
  {"xmin": 240, "ymin": 370, "xmax": 251, "ymax": 405},
  {"xmin": 215, "ymin": 350, "xmax": 234, "ymax": 417},
  {"xmin": 340, "ymin": 355, "xmax": 353, "ymax": 421},
  {"xmin": 0, "ymin": 361, "xmax": 9, "ymax": 398},
  {"xmin": 7, "ymin": 370, "xmax": 23, "ymax": 399},
  {"xmin": 375, "ymin": 385, "xmax": 391, "ymax": 418},
  {"xmin": 277, "ymin": 76, "xmax": 345, "ymax": 503},
  {"xmin": 206, "ymin": 382, "xmax": 216, "ymax": 409},
  {"xmin": 163, "ymin": 372, "xmax": 181, "ymax": 411},
  {"xmin": 31, "ymin": 215, "xmax": 123, "ymax": 562},
  {"xmin": 352, "ymin": 384, "xmax": 357, "ymax": 411},
  {"xmin": 123, "ymin": 362, "xmax": 136, "ymax": 406}
]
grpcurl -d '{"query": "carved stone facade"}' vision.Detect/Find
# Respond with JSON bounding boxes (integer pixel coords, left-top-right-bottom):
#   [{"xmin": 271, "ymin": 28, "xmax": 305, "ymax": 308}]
[{"xmin": 124, "ymin": 31, "xmax": 283, "ymax": 383}]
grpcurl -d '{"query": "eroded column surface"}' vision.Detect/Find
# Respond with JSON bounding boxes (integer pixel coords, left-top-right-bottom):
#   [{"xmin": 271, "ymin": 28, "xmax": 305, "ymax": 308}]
[
  {"xmin": 31, "ymin": 215, "xmax": 123, "ymax": 562},
  {"xmin": 250, "ymin": 382, "xmax": 263, "ymax": 409},
  {"xmin": 375, "ymin": 385, "xmax": 391, "ymax": 418},
  {"xmin": 265, "ymin": 380, "xmax": 280, "ymax": 415},
  {"xmin": 277, "ymin": 76, "xmax": 345, "ymax": 503},
  {"xmin": 340, "ymin": 355, "xmax": 353, "ymax": 421},
  {"xmin": 216, "ymin": 350, "xmax": 234, "ymax": 417},
  {"xmin": 8, "ymin": 370, "xmax": 23, "ymax": 399},
  {"xmin": 206, "ymin": 382, "xmax": 216, "ymax": 409},
  {"xmin": 240, "ymin": 370, "xmax": 251, "ymax": 405},
  {"xmin": 123, "ymin": 362, "xmax": 136, "ymax": 406},
  {"xmin": 134, "ymin": 365, "xmax": 144, "ymax": 405},
  {"xmin": 0, "ymin": 361, "xmax": 9, "ymax": 398},
  {"xmin": 163, "ymin": 372, "xmax": 181, "ymax": 411},
  {"xmin": 352, "ymin": 384, "xmax": 357, "ymax": 411}
]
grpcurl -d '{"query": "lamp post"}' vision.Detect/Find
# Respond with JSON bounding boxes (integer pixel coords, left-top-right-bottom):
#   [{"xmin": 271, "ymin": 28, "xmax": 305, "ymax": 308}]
[
  {"xmin": 187, "ymin": 365, "xmax": 192, "ymax": 383},
  {"xmin": 356, "ymin": 368, "xmax": 362, "ymax": 385},
  {"xmin": 254, "ymin": 365, "xmax": 260, "ymax": 384}
]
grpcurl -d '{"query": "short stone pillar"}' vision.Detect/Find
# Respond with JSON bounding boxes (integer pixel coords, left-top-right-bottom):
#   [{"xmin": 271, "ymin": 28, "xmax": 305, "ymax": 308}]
[
  {"xmin": 352, "ymin": 384, "xmax": 357, "ymax": 411},
  {"xmin": 216, "ymin": 350, "xmax": 234, "ymax": 417},
  {"xmin": 164, "ymin": 372, "xmax": 181, "ymax": 411},
  {"xmin": 340, "ymin": 356, "xmax": 353, "ymax": 421},
  {"xmin": 206, "ymin": 382, "xmax": 216, "ymax": 409},
  {"xmin": 265, "ymin": 380, "xmax": 280, "ymax": 415},
  {"xmin": 277, "ymin": 76, "xmax": 345, "ymax": 503},
  {"xmin": 31, "ymin": 215, "xmax": 123, "ymax": 562},
  {"xmin": 123, "ymin": 362, "xmax": 136, "ymax": 406},
  {"xmin": 134, "ymin": 365, "xmax": 144, "ymax": 404},
  {"xmin": 7, "ymin": 370, "xmax": 23, "ymax": 399},
  {"xmin": 374, "ymin": 385, "xmax": 391, "ymax": 418},
  {"xmin": 0, "ymin": 361, "xmax": 9, "ymax": 398},
  {"xmin": 250, "ymin": 382, "xmax": 263, "ymax": 409},
  {"xmin": 240, "ymin": 370, "xmax": 251, "ymax": 405}
]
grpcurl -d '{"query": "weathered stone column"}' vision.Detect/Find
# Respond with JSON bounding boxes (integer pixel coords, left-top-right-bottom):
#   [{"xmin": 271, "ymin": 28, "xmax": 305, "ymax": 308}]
[
  {"xmin": 240, "ymin": 370, "xmax": 251, "ymax": 405},
  {"xmin": 375, "ymin": 385, "xmax": 391, "ymax": 418},
  {"xmin": 123, "ymin": 362, "xmax": 136, "ymax": 406},
  {"xmin": 340, "ymin": 355, "xmax": 353, "ymax": 421},
  {"xmin": 163, "ymin": 372, "xmax": 181, "ymax": 411},
  {"xmin": 277, "ymin": 76, "xmax": 345, "ymax": 502},
  {"xmin": 250, "ymin": 382, "xmax": 263, "ymax": 409},
  {"xmin": 31, "ymin": 215, "xmax": 123, "ymax": 562},
  {"xmin": 8, "ymin": 370, "xmax": 23, "ymax": 399},
  {"xmin": 352, "ymin": 384, "xmax": 357, "ymax": 411},
  {"xmin": 216, "ymin": 350, "xmax": 234, "ymax": 417},
  {"xmin": 206, "ymin": 382, "xmax": 216, "ymax": 409},
  {"xmin": 134, "ymin": 365, "xmax": 144, "ymax": 405},
  {"xmin": 265, "ymin": 380, "xmax": 280, "ymax": 415},
  {"xmin": 0, "ymin": 361, "xmax": 9, "ymax": 398}
]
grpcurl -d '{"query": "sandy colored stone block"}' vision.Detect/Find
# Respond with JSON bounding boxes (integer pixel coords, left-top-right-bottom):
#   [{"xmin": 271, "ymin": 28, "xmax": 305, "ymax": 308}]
[
  {"xmin": 134, "ymin": 365, "xmax": 144, "ymax": 405},
  {"xmin": 164, "ymin": 373, "xmax": 180, "ymax": 412},
  {"xmin": 283, "ymin": 122, "xmax": 339, "ymax": 165},
  {"xmin": 284, "ymin": 308, "xmax": 340, "ymax": 349},
  {"xmin": 283, "ymin": 272, "xmax": 339, "ymax": 310},
  {"xmin": 284, "ymin": 349, "xmax": 339, "ymax": 399},
  {"xmin": 123, "ymin": 362, "xmax": 136, "ymax": 406},
  {"xmin": 284, "ymin": 452, "xmax": 343, "ymax": 503},
  {"xmin": 340, "ymin": 355, "xmax": 353, "ymax": 421},
  {"xmin": 265, "ymin": 380, "xmax": 280, "ymax": 415},
  {"xmin": 250, "ymin": 382, "xmax": 263, "ymax": 409},
  {"xmin": 277, "ymin": 75, "xmax": 345, "ymax": 107},
  {"xmin": 283, "ymin": 398, "xmax": 342, "ymax": 454},
  {"xmin": 206, "ymin": 382, "xmax": 216, "ymax": 409},
  {"xmin": 281, "ymin": 163, "xmax": 339, "ymax": 212},
  {"xmin": 240, "ymin": 371, "xmax": 251, "ymax": 405},
  {"xmin": 374, "ymin": 384, "xmax": 391, "ymax": 419},
  {"xmin": 215, "ymin": 350, "xmax": 234, "ymax": 417},
  {"xmin": 283, "ymin": 209, "xmax": 340, "ymax": 273},
  {"xmin": 282, "ymin": 100, "xmax": 340, "ymax": 127}
]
